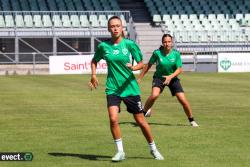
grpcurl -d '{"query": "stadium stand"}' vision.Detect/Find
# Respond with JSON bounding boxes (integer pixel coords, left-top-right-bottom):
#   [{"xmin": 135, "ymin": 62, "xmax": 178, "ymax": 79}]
[
  {"xmin": 147, "ymin": 0, "xmax": 250, "ymax": 41},
  {"xmin": 0, "ymin": 0, "xmax": 249, "ymax": 69}
]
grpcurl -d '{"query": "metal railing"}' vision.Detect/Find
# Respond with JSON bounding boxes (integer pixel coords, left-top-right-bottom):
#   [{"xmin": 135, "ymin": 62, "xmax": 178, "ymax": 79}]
[
  {"xmin": 0, "ymin": 11, "xmax": 136, "ymax": 39},
  {"xmin": 0, "ymin": 52, "xmax": 94, "ymax": 64}
]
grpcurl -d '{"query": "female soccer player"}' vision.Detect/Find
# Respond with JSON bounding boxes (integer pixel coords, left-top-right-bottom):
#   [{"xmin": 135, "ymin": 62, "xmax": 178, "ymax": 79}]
[
  {"xmin": 137, "ymin": 34, "xmax": 199, "ymax": 127},
  {"xmin": 89, "ymin": 16, "xmax": 164, "ymax": 162}
]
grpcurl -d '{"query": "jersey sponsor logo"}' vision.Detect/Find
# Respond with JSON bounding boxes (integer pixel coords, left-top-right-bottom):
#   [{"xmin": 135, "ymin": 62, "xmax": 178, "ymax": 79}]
[
  {"xmin": 169, "ymin": 58, "xmax": 176, "ymax": 62},
  {"xmin": 113, "ymin": 49, "xmax": 119, "ymax": 55},
  {"xmin": 122, "ymin": 48, "xmax": 128, "ymax": 55}
]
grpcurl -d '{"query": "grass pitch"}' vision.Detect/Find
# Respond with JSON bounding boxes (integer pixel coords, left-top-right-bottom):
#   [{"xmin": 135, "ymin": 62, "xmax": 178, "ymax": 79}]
[{"xmin": 0, "ymin": 72, "xmax": 249, "ymax": 167}]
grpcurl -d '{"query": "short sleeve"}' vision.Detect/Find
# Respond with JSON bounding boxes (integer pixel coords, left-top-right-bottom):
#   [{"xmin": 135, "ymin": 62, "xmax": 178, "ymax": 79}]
[
  {"xmin": 92, "ymin": 44, "xmax": 103, "ymax": 62},
  {"xmin": 128, "ymin": 41, "xmax": 143, "ymax": 63},
  {"xmin": 149, "ymin": 51, "xmax": 157, "ymax": 65},
  {"xmin": 175, "ymin": 51, "xmax": 182, "ymax": 68}
]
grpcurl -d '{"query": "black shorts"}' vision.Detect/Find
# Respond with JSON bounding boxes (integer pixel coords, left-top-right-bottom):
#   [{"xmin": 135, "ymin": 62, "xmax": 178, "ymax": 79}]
[
  {"xmin": 152, "ymin": 77, "xmax": 184, "ymax": 96},
  {"xmin": 106, "ymin": 95, "xmax": 144, "ymax": 114}
]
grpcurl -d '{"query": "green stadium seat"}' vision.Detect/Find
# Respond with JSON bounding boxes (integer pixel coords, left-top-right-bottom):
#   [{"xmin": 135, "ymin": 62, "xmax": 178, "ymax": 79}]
[
  {"xmin": 37, "ymin": 0, "xmax": 48, "ymax": 11},
  {"xmin": 100, "ymin": 0, "xmax": 111, "ymax": 10},
  {"xmin": 55, "ymin": 0, "xmax": 66, "ymax": 11},
  {"xmin": 82, "ymin": 1, "xmax": 94, "ymax": 10},
  {"xmin": 65, "ymin": 0, "xmax": 76, "ymax": 10},
  {"xmin": 108, "ymin": 0, "xmax": 120, "ymax": 10},
  {"xmin": 92, "ymin": 0, "xmax": 103, "ymax": 10},
  {"xmin": 10, "ymin": 0, "xmax": 21, "ymax": 11},
  {"xmin": 46, "ymin": 0, "xmax": 58, "ymax": 11},
  {"xmin": 28, "ymin": 0, "xmax": 39, "ymax": 11},
  {"xmin": 73, "ymin": 0, "xmax": 85, "ymax": 11},
  {"xmin": 2, "ymin": 0, "xmax": 11, "ymax": 11}
]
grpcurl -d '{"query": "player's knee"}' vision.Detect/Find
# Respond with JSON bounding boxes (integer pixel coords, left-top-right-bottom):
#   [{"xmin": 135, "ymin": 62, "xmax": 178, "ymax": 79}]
[
  {"xmin": 151, "ymin": 94, "xmax": 159, "ymax": 101},
  {"xmin": 136, "ymin": 119, "xmax": 148, "ymax": 128},
  {"xmin": 109, "ymin": 117, "xmax": 119, "ymax": 126}
]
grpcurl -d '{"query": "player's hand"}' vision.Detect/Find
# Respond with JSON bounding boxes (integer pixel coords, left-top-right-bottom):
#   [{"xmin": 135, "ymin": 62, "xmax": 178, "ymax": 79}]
[
  {"xmin": 126, "ymin": 63, "xmax": 134, "ymax": 70},
  {"xmin": 88, "ymin": 75, "xmax": 99, "ymax": 90},
  {"xmin": 163, "ymin": 76, "xmax": 172, "ymax": 85},
  {"xmin": 137, "ymin": 78, "xmax": 141, "ymax": 84}
]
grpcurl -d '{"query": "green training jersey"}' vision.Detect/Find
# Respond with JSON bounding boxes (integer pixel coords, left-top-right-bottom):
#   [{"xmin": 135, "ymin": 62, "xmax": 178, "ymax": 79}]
[
  {"xmin": 149, "ymin": 48, "xmax": 182, "ymax": 78},
  {"xmin": 93, "ymin": 38, "xmax": 143, "ymax": 97}
]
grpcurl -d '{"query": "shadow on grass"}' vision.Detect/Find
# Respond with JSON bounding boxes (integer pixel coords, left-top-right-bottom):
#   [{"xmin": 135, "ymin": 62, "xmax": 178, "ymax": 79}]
[
  {"xmin": 48, "ymin": 152, "xmax": 152, "ymax": 161},
  {"xmin": 119, "ymin": 121, "xmax": 188, "ymax": 127},
  {"xmin": 48, "ymin": 152, "xmax": 111, "ymax": 161}
]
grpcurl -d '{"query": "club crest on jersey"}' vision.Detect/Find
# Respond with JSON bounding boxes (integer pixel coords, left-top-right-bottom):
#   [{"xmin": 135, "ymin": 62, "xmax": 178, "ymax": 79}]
[
  {"xmin": 169, "ymin": 58, "xmax": 175, "ymax": 62},
  {"xmin": 122, "ymin": 48, "xmax": 128, "ymax": 55},
  {"xmin": 113, "ymin": 49, "xmax": 119, "ymax": 55}
]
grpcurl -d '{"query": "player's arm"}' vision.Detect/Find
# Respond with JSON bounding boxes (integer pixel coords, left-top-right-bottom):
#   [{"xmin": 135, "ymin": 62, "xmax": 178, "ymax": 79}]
[
  {"xmin": 164, "ymin": 52, "xmax": 183, "ymax": 85},
  {"xmin": 137, "ymin": 50, "xmax": 156, "ymax": 83},
  {"xmin": 126, "ymin": 40, "xmax": 144, "ymax": 71},
  {"xmin": 89, "ymin": 59, "xmax": 99, "ymax": 90},
  {"xmin": 126, "ymin": 61, "xmax": 144, "ymax": 71},
  {"xmin": 164, "ymin": 68, "xmax": 183, "ymax": 85},
  {"xmin": 137, "ymin": 63, "xmax": 153, "ymax": 83}
]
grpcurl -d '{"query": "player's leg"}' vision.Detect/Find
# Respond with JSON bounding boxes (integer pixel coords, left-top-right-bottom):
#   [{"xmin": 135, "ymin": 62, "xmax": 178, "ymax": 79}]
[
  {"xmin": 107, "ymin": 95, "xmax": 125, "ymax": 161},
  {"xmin": 143, "ymin": 87, "xmax": 161, "ymax": 116},
  {"xmin": 133, "ymin": 113, "xmax": 164, "ymax": 160},
  {"xmin": 168, "ymin": 78, "xmax": 199, "ymax": 127},
  {"xmin": 124, "ymin": 95, "xmax": 164, "ymax": 160},
  {"xmin": 176, "ymin": 92, "xmax": 199, "ymax": 127},
  {"xmin": 143, "ymin": 77, "xmax": 165, "ymax": 117}
]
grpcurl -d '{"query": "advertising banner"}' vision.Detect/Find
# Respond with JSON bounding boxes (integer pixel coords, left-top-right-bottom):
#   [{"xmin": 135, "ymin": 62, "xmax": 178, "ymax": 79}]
[
  {"xmin": 218, "ymin": 52, "xmax": 250, "ymax": 72},
  {"xmin": 49, "ymin": 55, "xmax": 107, "ymax": 74},
  {"xmin": 49, "ymin": 55, "xmax": 139, "ymax": 74}
]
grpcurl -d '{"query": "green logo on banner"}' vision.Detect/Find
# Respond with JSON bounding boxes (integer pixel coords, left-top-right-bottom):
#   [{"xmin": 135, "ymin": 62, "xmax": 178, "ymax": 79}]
[
  {"xmin": 24, "ymin": 153, "xmax": 33, "ymax": 161},
  {"xmin": 220, "ymin": 59, "xmax": 231, "ymax": 71}
]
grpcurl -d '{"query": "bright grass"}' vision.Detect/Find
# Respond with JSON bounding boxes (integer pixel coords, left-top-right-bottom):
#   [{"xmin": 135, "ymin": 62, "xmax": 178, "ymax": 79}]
[{"xmin": 0, "ymin": 72, "xmax": 249, "ymax": 167}]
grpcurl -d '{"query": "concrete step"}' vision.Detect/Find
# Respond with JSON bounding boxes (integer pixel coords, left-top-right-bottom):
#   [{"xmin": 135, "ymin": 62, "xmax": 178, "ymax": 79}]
[
  {"xmin": 139, "ymin": 40, "xmax": 162, "ymax": 46},
  {"xmin": 138, "ymin": 35, "xmax": 161, "ymax": 40},
  {"xmin": 136, "ymin": 30, "xmax": 163, "ymax": 36},
  {"xmin": 0, "ymin": 64, "xmax": 49, "ymax": 75}
]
